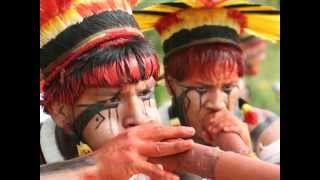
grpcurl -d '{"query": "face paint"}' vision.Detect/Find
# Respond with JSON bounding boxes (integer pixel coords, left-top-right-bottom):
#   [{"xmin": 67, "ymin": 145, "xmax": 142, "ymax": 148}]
[
  {"xmin": 171, "ymin": 86, "xmax": 193, "ymax": 126},
  {"xmin": 176, "ymin": 83, "xmax": 208, "ymax": 113},
  {"xmin": 95, "ymin": 112, "xmax": 106, "ymax": 130},
  {"xmin": 72, "ymin": 92, "xmax": 121, "ymax": 140},
  {"xmin": 108, "ymin": 109, "xmax": 113, "ymax": 135}
]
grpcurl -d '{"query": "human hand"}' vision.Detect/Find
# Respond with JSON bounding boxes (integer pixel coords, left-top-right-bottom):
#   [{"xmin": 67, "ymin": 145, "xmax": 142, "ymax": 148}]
[
  {"xmin": 201, "ymin": 110, "xmax": 252, "ymax": 149},
  {"xmin": 93, "ymin": 122, "xmax": 195, "ymax": 180}
]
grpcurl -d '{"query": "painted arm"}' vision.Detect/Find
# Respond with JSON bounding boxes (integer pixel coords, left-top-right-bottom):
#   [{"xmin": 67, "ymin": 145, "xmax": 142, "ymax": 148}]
[
  {"xmin": 40, "ymin": 122, "xmax": 196, "ymax": 180},
  {"xmin": 150, "ymin": 143, "xmax": 279, "ymax": 180},
  {"xmin": 40, "ymin": 155, "xmax": 97, "ymax": 180}
]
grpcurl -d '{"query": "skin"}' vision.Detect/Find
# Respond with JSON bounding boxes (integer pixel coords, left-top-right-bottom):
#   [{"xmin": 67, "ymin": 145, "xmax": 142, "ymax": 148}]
[
  {"xmin": 40, "ymin": 122, "xmax": 196, "ymax": 180},
  {"xmin": 40, "ymin": 141, "xmax": 280, "ymax": 180},
  {"xmin": 42, "ymin": 77, "xmax": 197, "ymax": 180},
  {"xmin": 167, "ymin": 61, "xmax": 279, "ymax": 155},
  {"xmin": 74, "ymin": 78, "xmax": 161, "ymax": 150},
  {"xmin": 167, "ymin": 64, "xmax": 251, "ymax": 147},
  {"xmin": 150, "ymin": 143, "xmax": 279, "ymax": 180},
  {"xmin": 40, "ymin": 74, "xmax": 278, "ymax": 180}
]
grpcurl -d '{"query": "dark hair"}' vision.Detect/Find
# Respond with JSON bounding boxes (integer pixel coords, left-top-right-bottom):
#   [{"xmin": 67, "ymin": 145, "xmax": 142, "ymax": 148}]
[
  {"xmin": 42, "ymin": 36, "xmax": 159, "ymax": 111},
  {"xmin": 164, "ymin": 42, "xmax": 244, "ymax": 81}
]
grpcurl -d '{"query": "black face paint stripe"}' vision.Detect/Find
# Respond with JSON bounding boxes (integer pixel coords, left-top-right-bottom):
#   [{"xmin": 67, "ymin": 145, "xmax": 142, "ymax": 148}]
[
  {"xmin": 73, "ymin": 103, "xmax": 106, "ymax": 139},
  {"xmin": 95, "ymin": 112, "xmax": 106, "ymax": 130},
  {"xmin": 73, "ymin": 91, "xmax": 121, "ymax": 139}
]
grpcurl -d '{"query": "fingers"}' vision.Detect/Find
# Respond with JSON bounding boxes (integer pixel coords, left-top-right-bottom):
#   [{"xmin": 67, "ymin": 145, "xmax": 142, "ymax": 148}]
[
  {"xmin": 149, "ymin": 155, "xmax": 182, "ymax": 172},
  {"xmin": 136, "ymin": 160, "xmax": 179, "ymax": 180},
  {"xmin": 136, "ymin": 123, "xmax": 195, "ymax": 141},
  {"xmin": 139, "ymin": 139, "xmax": 194, "ymax": 157},
  {"xmin": 201, "ymin": 131, "xmax": 213, "ymax": 145}
]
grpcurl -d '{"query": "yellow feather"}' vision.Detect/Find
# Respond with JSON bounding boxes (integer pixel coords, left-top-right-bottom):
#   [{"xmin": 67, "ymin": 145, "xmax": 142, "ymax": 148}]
[
  {"xmin": 133, "ymin": 0, "xmax": 280, "ymax": 43},
  {"xmin": 231, "ymin": 6, "xmax": 276, "ymax": 11},
  {"xmin": 134, "ymin": 13, "xmax": 162, "ymax": 31},
  {"xmin": 40, "ymin": 8, "xmax": 84, "ymax": 48},
  {"xmin": 143, "ymin": 4, "xmax": 182, "ymax": 12},
  {"xmin": 160, "ymin": 8, "xmax": 241, "ymax": 43},
  {"xmin": 244, "ymin": 14, "xmax": 280, "ymax": 43},
  {"xmin": 133, "ymin": 4, "xmax": 183, "ymax": 32},
  {"xmin": 176, "ymin": 0, "xmax": 203, "ymax": 8},
  {"xmin": 40, "ymin": 0, "xmax": 132, "ymax": 48},
  {"xmin": 217, "ymin": 0, "xmax": 252, "ymax": 7}
]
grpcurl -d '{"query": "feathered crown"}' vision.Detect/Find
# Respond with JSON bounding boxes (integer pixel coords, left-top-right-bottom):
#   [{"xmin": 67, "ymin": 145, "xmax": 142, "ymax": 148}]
[
  {"xmin": 133, "ymin": 0, "xmax": 279, "ymax": 56},
  {"xmin": 40, "ymin": 0, "xmax": 142, "ymax": 89}
]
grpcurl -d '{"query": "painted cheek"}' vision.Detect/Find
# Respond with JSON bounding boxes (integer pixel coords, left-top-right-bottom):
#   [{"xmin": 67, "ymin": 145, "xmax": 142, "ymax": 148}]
[
  {"xmin": 187, "ymin": 91, "xmax": 202, "ymax": 110},
  {"xmin": 145, "ymin": 99, "xmax": 161, "ymax": 123},
  {"xmin": 87, "ymin": 108, "xmax": 122, "ymax": 149},
  {"xmin": 226, "ymin": 89, "xmax": 239, "ymax": 112}
]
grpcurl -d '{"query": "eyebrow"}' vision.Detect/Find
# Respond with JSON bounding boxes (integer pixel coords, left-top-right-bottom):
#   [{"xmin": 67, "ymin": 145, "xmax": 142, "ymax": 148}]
[
  {"xmin": 179, "ymin": 79, "xmax": 239, "ymax": 88},
  {"xmin": 94, "ymin": 88, "xmax": 120, "ymax": 96},
  {"xmin": 76, "ymin": 91, "xmax": 121, "ymax": 107}
]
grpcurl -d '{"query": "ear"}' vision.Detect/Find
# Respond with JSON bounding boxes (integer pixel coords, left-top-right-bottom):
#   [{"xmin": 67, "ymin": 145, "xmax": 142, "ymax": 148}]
[{"xmin": 47, "ymin": 102, "xmax": 73, "ymax": 132}]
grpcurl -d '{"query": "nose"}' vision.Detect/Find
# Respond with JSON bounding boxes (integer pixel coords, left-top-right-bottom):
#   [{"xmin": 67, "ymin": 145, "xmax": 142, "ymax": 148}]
[
  {"xmin": 203, "ymin": 89, "xmax": 226, "ymax": 113},
  {"xmin": 121, "ymin": 95, "xmax": 151, "ymax": 129}
]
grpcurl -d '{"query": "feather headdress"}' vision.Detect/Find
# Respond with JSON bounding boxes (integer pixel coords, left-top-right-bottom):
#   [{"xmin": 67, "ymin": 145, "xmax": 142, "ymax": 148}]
[
  {"xmin": 40, "ymin": 0, "xmax": 142, "ymax": 89},
  {"xmin": 133, "ymin": 0, "xmax": 279, "ymax": 55}
]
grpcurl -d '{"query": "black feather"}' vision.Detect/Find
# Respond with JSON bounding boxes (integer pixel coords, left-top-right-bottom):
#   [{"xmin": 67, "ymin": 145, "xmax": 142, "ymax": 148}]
[
  {"xmin": 161, "ymin": 2, "xmax": 190, "ymax": 9},
  {"xmin": 40, "ymin": 10, "xmax": 138, "ymax": 69},
  {"xmin": 133, "ymin": 10, "xmax": 170, "ymax": 16},
  {"xmin": 241, "ymin": 10, "xmax": 280, "ymax": 14},
  {"xmin": 224, "ymin": 4, "xmax": 261, "ymax": 8}
]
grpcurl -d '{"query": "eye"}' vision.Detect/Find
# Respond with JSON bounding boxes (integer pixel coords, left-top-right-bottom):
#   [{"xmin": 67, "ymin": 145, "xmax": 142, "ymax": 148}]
[
  {"xmin": 194, "ymin": 86, "xmax": 208, "ymax": 94},
  {"xmin": 139, "ymin": 89, "xmax": 153, "ymax": 101},
  {"xmin": 97, "ymin": 98, "xmax": 120, "ymax": 109},
  {"xmin": 98, "ymin": 92, "xmax": 121, "ymax": 108},
  {"xmin": 223, "ymin": 85, "xmax": 236, "ymax": 94}
]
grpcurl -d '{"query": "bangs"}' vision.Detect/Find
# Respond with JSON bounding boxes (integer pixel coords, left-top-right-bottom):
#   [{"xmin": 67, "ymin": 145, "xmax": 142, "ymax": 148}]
[
  {"xmin": 164, "ymin": 42, "xmax": 244, "ymax": 82},
  {"xmin": 42, "ymin": 37, "xmax": 159, "ymax": 111}
]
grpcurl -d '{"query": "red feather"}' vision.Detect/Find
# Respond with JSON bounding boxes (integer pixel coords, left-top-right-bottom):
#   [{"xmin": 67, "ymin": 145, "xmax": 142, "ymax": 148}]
[
  {"xmin": 128, "ymin": 0, "xmax": 139, "ymax": 7},
  {"xmin": 41, "ymin": 0, "xmax": 131, "ymax": 28},
  {"xmin": 40, "ymin": 0, "xmax": 72, "ymax": 26},
  {"xmin": 227, "ymin": 9, "xmax": 247, "ymax": 33},
  {"xmin": 155, "ymin": 13, "xmax": 182, "ymax": 35},
  {"xmin": 200, "ymin": 0, "xmax": 225, "ymax": 8},
  {"xmin": 244, "ymin": 111, "xmax": 258, "ymax": 125}
]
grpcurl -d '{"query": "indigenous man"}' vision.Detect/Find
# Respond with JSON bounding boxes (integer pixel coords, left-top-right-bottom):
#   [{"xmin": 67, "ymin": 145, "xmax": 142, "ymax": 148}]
[
  {"xmin": 40, "ymin": 0, "xmax": 279, "ymax": 179},
  {"xmin": 134, "ymin": 0, "xmax": 280, "ymax": 165},
  {"xmin": 40, "ymin": 0, "xmax": 195, "ymax": 179}
]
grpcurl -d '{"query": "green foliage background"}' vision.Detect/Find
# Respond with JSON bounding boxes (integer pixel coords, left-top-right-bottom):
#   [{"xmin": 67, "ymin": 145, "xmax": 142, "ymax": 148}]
[{"xmin": 136, "ymin": 0, "xmax": 280, "ymax": 115}]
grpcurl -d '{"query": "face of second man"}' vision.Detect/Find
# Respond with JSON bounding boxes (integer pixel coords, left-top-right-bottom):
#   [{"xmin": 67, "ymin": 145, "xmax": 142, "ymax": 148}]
[
  {"xmin": 168, "ymin": 63, "xmax": 241, "ymax": 141},
  {"xmin": 70, "ymin": 77, "xmax": 160, "ymax": 150}
]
